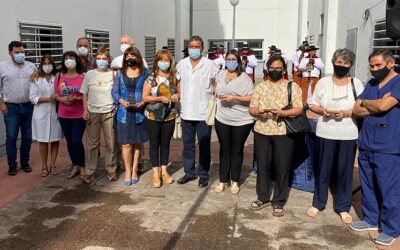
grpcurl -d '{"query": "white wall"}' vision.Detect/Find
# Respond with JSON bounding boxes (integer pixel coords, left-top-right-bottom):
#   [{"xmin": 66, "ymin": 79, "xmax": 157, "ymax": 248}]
[
  {"xmin": 306, "ymin": 0, "xmax": 386, "ymax": 82},
  {"xmin": 192, "ymin": 0, "xmax": 300, "ymax": 77}
]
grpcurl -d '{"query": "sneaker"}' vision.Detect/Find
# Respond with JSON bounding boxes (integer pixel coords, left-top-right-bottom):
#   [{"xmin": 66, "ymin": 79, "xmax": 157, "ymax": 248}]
[
  {"xmin": 307, "ymin": 207, "xmax": 320, "ymax": 217},
  {"xmin": 374, "ymin": 233, "xmax": 396, "ymax": 246},
  {"xmin": 21, "ymin": 163, "xmax": 32, "ymax": 173},
  {"xmin": 350, "ymin": 221, "xmax": 379, "ymax": 232},
  {"xmin": 214, "ymin": 182, "xmax": 228, "ymax": 193},
  {"xmin": 108, "ymin": 172, "xmax": 118, "ymax": 181},
  {"xmin": 231, "ymin": 181, "xmax": 240, "ymax": 194}
]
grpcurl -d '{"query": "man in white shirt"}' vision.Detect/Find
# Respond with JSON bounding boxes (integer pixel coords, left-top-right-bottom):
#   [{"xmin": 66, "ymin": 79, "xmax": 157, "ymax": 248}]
[
  {"xmin": 176, "ymin": 35, "xmax": 219, "ymax": 188},
  {"xmin": 0, "ymin": 41, "xmax": 37, "ymax": 176},
  {"xmin": 111, "ymin": 35, "xmax": 148, "ymax": 70},
  {"xmin": 240, "ymin": 44, "xmax": 258, "ymax": 83},
  {"xmin": 299, "ymin": 45, "xmax": 325, "ymax": 105}
]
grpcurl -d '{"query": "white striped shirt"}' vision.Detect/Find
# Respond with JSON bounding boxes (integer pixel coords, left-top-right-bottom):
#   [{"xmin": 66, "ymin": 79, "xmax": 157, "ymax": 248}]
[{"xmin": 0, "ymin": 59, "xmax": 37, "ymax": 103}]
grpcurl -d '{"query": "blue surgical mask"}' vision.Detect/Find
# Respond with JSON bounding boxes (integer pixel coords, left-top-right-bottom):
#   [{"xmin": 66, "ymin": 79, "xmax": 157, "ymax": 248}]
[
  {"xmin": 157, "ymin": 61, "xmax": 170, "ymax": 72},
  {"xmin": 96, "ymin": 59, "xmax": 109, "ymax": 69},
  {"xmin": 226, "ymin": 60, "xmax": 238, "ymax": 72},
  {"xmin": 188, "ymin": 48, "xmax": 201, "ymax": 60},
  {"xmin": 13, "ymin": 53, "xmax": 25, "ymax": 64}
]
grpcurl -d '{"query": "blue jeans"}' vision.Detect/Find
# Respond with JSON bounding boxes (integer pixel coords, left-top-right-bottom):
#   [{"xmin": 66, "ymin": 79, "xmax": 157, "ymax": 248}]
[
  {"xmin": 181, "ymin": 119, "xmax": 211, "ymax": 179},
  {"xmin": 58, "ymin": 117, "xmax": 85, "ymax": 166},
  {"xmin": 4, "ymin": 103, "xmax": 33, "ymax": 169}
]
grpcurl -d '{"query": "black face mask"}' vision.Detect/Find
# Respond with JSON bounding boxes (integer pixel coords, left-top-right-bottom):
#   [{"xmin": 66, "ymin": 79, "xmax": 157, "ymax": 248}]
[
  {"xmin": 333, "ymin": 65, "xmax": 350, "ymax": 78},
  {"xmin": 371, "ymin": 66, "xmax": 391, "ymax": 81},
  {"xmin": 126, "ymin": 58, "xmax": 138, "ymax": 68},
  {"xmin": 268, "ymin": 70, "xmax": 283, "ymax": 81}
]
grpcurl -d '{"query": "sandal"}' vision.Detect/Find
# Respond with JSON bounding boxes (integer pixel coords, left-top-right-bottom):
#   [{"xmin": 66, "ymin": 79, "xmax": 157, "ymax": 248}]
[
  {"xmin": 67, "ymin": 166, "xmax": 79, "ymax": 179},
  {"xmin": 250, "ymin": 200, "xmax": 270, "ymax": 211},
  {"xmin": 50, "ymin": 165, "xmax": 58, "ymax": 175},
  {"xmin": 82, "ymin": 174, "xmax": 95, "ymax": 184},
  {"xmin": 272, "ymin": 206, "xmax": 285, "ymax": 217},
  {"xmin": 41, "ymin": 168, "xmax": 50, "ymax": 177}
]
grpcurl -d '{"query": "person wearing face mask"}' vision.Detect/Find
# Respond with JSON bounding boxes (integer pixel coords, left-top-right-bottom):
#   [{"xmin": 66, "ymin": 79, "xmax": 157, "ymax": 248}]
[
  {"xmin": 213, "ymin": 49, "xmax": 254, "ymax": 194},
  {"xmin": 110, "ymin": 35, "xmax": 148, "ymax": 70},
  {"xmin": 29, "ymin": 54, "xmax": 62, "ymax": 177},
  {"xmin": 80, "ymin": 45, "xmax": 117, "ymax": 184},
  {"xmin": 299, "ymin": 45, "xmax": 324, "ymax": 105},
  {"xmin": 248, "ymin": 55, "xmax": 303, "ymax": 216},
  {"xmin": 112, "ymin": 47, "xmax": 150, "ymax": 186},
  {"xmin": 175, "ymin": 35, "xmax": 219, "ymax": 188},
  {"xmin": 76, "ymin": 37, "xmax": 96, "ymax": 73},
  {"xmin": 350, "ymin": 49, "xmax": 400, "ymax": 246},
  {"xmin": 307, "ymin": 49, "xmax": 364, "ymax": 225},
  {"xmin": 142, "ymin": 49, "xmax": 180, "ymax": 188},
  {"xmin": 55, "ymin": 51, "xmax": 86, "ymax": 179},
  {"xmin": 0, "ymin": 41, "xmax": 37, "ymax": 176}
]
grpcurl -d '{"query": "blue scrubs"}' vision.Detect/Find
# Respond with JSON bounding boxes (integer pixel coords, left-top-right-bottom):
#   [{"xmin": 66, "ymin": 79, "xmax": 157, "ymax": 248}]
[{"xmin": 357, "ymin": 74, "xmax": 400, "ymax": 238}]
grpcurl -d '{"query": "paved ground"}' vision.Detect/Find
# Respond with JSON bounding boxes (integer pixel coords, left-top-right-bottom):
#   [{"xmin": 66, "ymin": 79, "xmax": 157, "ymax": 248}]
[{"xmin": 5, "ymin": 136, "xmax": 399, "ymax": 250}]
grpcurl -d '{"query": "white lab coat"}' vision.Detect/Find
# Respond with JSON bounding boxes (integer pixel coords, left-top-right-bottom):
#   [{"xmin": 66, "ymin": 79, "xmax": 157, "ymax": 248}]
[{"xmin": 29, "ymin": 76, "xmax": 63, "ymax": 143}]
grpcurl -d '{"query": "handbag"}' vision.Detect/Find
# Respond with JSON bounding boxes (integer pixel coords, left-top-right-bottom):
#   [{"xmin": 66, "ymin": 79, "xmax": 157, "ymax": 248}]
[
  {"xmin": 205, "ymin": 95, "xmax": 217, "ymax": 126},
  {"xmin": 281, "ymin": 81, "xmax": 312, "ymax": 134},
  {"xmin": 350, "ymin": 78, "xmax": 364, "ymax": 130},
  {"xmin": 173, "ymin": 116, "xmax": 182, "ymax": 139}
]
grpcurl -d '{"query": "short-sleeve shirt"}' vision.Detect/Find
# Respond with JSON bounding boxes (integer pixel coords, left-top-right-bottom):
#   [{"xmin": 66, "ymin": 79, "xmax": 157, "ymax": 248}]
[
  {"xmin": 357, "ymin": 74, "xmax": 400, "ymax": 154},
  {"xmin": 55, "ymin": 74, "xmax": 84, "ymax": 119},
  {"xmin": 144, "ymin": 73, "xmax": 179, "ymax": 122},
  {"xmin": 249, "ymin": 80, "xmax": 302, "ymax": 136},
  {"xmin": 215, "ymin": 70, "xmax": 254, "ymax": 126},
  {"xmin": 310, "ymin": 77, "xmax": 364, "ymax": 140},
  {"xmin": 80, "ymin": 69, "xmax": 114, "ymax": 113}
]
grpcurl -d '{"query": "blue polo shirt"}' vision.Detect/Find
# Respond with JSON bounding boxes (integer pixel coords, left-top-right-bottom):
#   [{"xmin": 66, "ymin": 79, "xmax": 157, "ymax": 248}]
[{"xmin": 357, "ymin": 74, "xmax": 400, "ymax": 154}]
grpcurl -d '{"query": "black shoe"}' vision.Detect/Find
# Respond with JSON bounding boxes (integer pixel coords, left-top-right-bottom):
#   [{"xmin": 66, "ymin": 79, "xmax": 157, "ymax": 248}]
[
  {"xmin": 8, "ymin": 167, "xmax": 17, "ymax": 176},
  {"xmin": 177, "ymin": 175, "xmax": 196, "ymax": 185},
  {"xmin": 198, "ymin": 178, "xmax": 209, "ymax": 188},
  {"xmin": 21, "ymin": 163, "xmax": 32, "ymax": 173}
]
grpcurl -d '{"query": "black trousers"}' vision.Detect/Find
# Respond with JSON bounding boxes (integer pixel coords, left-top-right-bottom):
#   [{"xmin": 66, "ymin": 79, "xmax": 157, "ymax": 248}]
[
  {"xmin": 254, "ymin": 132, "xmax": 295, "ymax": 207},
  {"xmin": 313, "ymin": 137, "xmax": 356, "ymax": 212},
  {"xmin": 215, "ymin": 119, "xmax": 253, "ymax": 183},
  {"xmin": 145, "ymin": 118, "xmax": 175, "ymax": 167}
]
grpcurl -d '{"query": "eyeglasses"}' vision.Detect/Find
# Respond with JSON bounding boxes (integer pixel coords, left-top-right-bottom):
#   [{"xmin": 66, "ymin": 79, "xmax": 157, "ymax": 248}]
[
  {"xmin": 268, "ymin": 67, "xmax": 283, "ymax": 72},
  {"xmin": 332, "ymin": 84, "xmax": 349, "ymax": 101}
]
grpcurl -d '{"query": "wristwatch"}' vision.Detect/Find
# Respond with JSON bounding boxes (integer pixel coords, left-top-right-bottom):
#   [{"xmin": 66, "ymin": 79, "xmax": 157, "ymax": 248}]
[{"xmin": 360, "ymin": 100, "xmax": 365, "ymax": 107}]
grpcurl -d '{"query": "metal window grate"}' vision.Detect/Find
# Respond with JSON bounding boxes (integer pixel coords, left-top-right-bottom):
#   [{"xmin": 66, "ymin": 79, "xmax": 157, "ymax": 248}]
[
  {"xmin": 145, "ymin": 36, "xmax": 156, "ymax": 70},
  {"xmin": 85, "ymin": 29, "xmax": 110, "ymax": 57},
  {"xmin": 168, "ymin": 38, "xmax": 175, "ymax": 57},
  {"xmin": 373, "ymin": 20, "xmax": 400, "ymax": 70},
  {"xmin": 19, "ymin": 22, "xmax": 63, "ymax": 66}
]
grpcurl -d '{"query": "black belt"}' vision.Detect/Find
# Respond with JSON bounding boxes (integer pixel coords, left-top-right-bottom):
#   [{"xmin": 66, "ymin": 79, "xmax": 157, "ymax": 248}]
[{"xmin": 5, "ymin": 102, "xmax": 32, "ymax": 106}]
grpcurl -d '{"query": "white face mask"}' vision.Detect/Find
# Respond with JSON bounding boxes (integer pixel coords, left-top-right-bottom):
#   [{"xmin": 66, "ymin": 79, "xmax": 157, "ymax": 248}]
[
  {"xmin": 42, "ymin": 65, "xmax": 53, "ymax": 74},
  {"xmin": 120, "ymin": 44, "xmax": 130, "ymax": 53},
  {"xmin": 64, "ymin": 59, "xmax": 76, "ymax": 69},
  {"xmin": 77, "ymin": 46, "xmax": 89, "ymax": 56}
]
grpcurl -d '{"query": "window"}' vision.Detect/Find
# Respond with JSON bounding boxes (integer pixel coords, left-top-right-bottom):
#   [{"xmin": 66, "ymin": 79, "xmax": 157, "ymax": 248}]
[
  {"xmin": 85, "ymin": 29, "xmax": 110, "ymax": 57},
  {"xmin": 208, "ymin": 39, "xmax": 264, "ymax": 60},
  {"xmin": 19, "ymin": 22, "xmax": 63, "ymax": 66},
  {"xmin": 145, "ymin": 36, "xmax": 156, "ymax": 69},
  {"xmin": 346, "ymin": 28, "xmax": 358, "ymax": 76},
  {"xmin": 167, "ymin": 38, "xmax": 175, "ymax": 57},
  {"xmin": 308, "ymin": 35, "xmax": 315, "ymax": 46},
  {"xmin": 183, "ymin": 39, "xmax": 189, "ymax": 49},
  {"xmin": 373, "ymin": 20, "xmax": 400, "ymax": 71}
]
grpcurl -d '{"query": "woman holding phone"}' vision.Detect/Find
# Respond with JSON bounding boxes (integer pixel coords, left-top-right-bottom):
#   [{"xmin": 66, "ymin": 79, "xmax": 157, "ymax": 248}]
[
  {"xmin": 213, "ymin": 49, "xmax": 254, "ymax": 194},
  {"xmin": 307, "ymin": 49, "xmax": 364, "ymax": 224}
]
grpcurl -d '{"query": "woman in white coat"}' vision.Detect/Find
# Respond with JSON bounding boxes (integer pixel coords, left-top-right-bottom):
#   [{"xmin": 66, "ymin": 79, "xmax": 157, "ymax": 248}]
[{"xmin": 30, "ymin": 54, "xmax": 63, "ymax": 177}]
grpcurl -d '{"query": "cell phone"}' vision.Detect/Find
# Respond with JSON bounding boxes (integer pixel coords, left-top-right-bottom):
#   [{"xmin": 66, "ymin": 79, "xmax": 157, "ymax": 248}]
[
  {"xmin": 325, "ymin": 109, "xmax": 340, "ymax": 114},
  {"xmin": 263, "ymin": 108, "xmax": 275, "ymax": 112},
  {"xmin": 218, "ymin": 95, "xmax": 227, "ymax": 99}
]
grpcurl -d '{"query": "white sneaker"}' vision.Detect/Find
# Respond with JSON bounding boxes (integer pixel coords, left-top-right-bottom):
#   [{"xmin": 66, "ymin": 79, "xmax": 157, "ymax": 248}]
[
  {"xmin": 214, "ymin": 182, "xmax": 228, "ymax": 193},
  {"xmin": 231, "ymin": 181, "xmax": 240, "ymax": 194}
]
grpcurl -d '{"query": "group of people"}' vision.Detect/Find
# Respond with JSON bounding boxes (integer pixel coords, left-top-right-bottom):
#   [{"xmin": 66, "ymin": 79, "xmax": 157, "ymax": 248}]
[{"xmin": 0, "ymin": 34, "xmax": 399, "ymax": 246}]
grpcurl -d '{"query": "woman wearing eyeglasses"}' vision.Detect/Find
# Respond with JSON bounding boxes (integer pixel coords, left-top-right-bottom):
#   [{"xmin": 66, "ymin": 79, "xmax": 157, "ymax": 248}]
[
  {"xmin": 307, "ymin": 49, "xmax": 364, "ymax": 224},
  {"xmin": 213, "ymin": 49, "xmax": 254, "ymax": 194},
  {"xmin": 248, "ymin": 55, "xmax": 303, "ymax": 217}
]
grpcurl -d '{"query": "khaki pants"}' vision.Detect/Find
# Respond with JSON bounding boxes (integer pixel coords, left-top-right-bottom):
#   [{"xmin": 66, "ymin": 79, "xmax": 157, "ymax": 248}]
[{"xmin": 85, "ymin": 111, "xmax": 116, "ymax": 175}]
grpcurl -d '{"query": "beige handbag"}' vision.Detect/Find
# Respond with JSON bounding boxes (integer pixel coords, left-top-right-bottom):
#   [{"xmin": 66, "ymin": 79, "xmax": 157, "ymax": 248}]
[
  {"xmin": 205, "ymin": 96, "xmax": 217, "ymax": 126},
  {"xmin": 173, "ymin": 116, "xmax": 182, "ymax": 139}
]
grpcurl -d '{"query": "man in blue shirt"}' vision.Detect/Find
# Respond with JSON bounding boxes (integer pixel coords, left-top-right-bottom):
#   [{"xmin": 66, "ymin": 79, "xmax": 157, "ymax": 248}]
[{"xmin": 351, "ymin": 49, "xmax": 400, "ymax": 246}]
